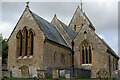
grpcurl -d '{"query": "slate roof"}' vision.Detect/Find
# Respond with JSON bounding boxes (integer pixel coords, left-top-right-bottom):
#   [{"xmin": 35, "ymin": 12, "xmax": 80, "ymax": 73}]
[
  {"xmin": 31, "ymin": 12, "xmax": 69, "ymax": 48},
  {"xmin": 95, "ymin": 33, "xmax": 119, "ymax": 58},
  {"xmin": 58, "ymin": 19, "xmax": 77, "ymax": 39}
]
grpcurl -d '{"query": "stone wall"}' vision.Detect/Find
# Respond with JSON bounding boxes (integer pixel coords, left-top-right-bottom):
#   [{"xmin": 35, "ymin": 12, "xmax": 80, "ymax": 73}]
[
  {"xmin": 7, "ymin": 7, "xmax": 45, "ymax": 78},
  {"xmin": 43, "ymin": 40, "xmax": 72, "ymax": 77},
  {"xmin": 74, "ymin": 24, "xmax": 109, "ymax": 78}
]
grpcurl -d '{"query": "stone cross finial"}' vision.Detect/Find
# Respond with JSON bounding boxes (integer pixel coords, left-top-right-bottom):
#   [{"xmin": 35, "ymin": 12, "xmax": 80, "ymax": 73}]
[{"xmin": 26, "ymin": 1, "xmax": 29, "ymax": 8}]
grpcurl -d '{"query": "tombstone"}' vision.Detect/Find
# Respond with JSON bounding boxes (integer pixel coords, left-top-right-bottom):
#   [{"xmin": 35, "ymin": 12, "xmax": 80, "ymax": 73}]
[
  {"xmin": 59, "ymin": 70, "xmax": 65, "ymax": 78},
  {"xmin": 96, "ymin": 69, "xmax": 109, "ymax": 78},
  {"xmin": 32, "ymin": 72, "xmax": 37, "ymax": 78},
  {"xmin": 21, "ymin": 66, "xmax": 29, "ymax": 78},
  {"xmin": 37, "ymin": 70, "xmax": 46, "ymax": 78},
  {"xmin": 65, "ymin": 70, "xmax": 70, "ymax": 80},
  {"xmin": 111, "ymin": 70, "xmax": 119, "ymax": 80},
  {"xmin": 52, "ymin": 70, "xmax": 59, "ymax": 79}
]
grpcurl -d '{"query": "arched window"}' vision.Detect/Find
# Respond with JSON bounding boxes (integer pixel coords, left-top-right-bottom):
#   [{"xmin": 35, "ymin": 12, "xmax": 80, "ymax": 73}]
[
  {"xmin": 61, "ymin": 54, "xmax": 65, "ymax": 64},
  {"xmin": 23, "ymin": 28, "xmax": 28, "ymax": 56},
  {"xmin": 54, "ymin": 51, "xmax": 56, "ymax": 61},
  {"xmin": 29, "ymin": 30, "xmax": 34, "ymax": 55},
  {"xmin": 74, "ymin": 25, "xmax": 76, "ymax": 31},
  {"xmin": 81, "ymin": 41, "xmax": 92, "ymax": 64},
  {"xmin": 16, "ymin": 31, "xmax": 22, "ymax": 57}
]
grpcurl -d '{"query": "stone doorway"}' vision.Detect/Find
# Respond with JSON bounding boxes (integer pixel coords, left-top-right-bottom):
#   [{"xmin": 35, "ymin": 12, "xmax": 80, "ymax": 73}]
[{"xmin": 21, "ymin": 66, "xmax": 29, "ymax": 78}]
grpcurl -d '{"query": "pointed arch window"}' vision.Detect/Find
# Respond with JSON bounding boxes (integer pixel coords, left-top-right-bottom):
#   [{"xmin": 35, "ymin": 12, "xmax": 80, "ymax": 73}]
[
  {"xmin": 29, "ymin": 30, "xmax": 34, "ymax": 56},
  {"xmin": 23, "ymin": 28, "xmax": 28, "ymax": 56},
  {"xmin": 81, "ymin": 41, "xmax": 92, "ymax": 64},
  {"xmin": 61, "ymin": 54, "xmax": 65, "ymax": 64},
  {"xmin": 16, "ymin": 31, "xmax": 22, "ymax": 57}
]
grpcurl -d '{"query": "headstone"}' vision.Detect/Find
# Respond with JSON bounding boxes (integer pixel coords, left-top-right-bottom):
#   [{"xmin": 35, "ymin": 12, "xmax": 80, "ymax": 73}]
[
  {"xmin": 32, "ymin": 72, "xmax": 38, "ymax": 78},
  {"xmin": 111, "ymin": 70, "xmax": 119, "ymax": 80},
  {"xmin": 21, "ymin": 66, "xmax": 29, "ymax": 78},
  {"xmin": 96, "ymin": 69, "xmax": 109, "ymax": 78},
  {"xmin": 52, "ymin": 70, "xmax": 59, "ymax": 78},
  {"xmin": 65, "ymin": 74, "xmax": 70, "ymax": 80},
  {"xmin": 59, "ymin": 70, "xmax": 65, "ymax": 78}
]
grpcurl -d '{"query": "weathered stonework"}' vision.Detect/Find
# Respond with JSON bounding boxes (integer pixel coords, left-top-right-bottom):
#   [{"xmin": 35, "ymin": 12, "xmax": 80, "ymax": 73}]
[
  {"xmin": 7, "ymin": 4, "xmax": 119, "ymax": 78},
  {"xmin": 7, "ymin": 7, "xmax": 45, "ymax": 78}
]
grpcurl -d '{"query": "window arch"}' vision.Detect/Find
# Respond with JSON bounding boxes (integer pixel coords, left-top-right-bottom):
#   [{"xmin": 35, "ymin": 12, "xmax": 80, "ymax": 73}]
[
  {"xmin": 74, "ymin": 25, "xmax": 76, "ymax": 31},
  {"xmin": 81, "ymin": 41, "xmax": 92, "ymax": 64},
  {"xmin": 29, "ymin": 30, "xmax": 34, "ymax": 56},
  {"xmin": 16, "ymin": 31, "xmax": 22, "ymax": 57},
  {"xmin": 53, "ymin": 51, "xmax": 56, "ymax": 61},
  {"xmin": 23, "ymin": 28, "xmax": 28, "ymax": 56}
]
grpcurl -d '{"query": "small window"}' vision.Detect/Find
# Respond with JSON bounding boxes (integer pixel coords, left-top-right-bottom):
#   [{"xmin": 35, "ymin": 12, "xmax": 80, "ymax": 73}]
[
  {"xmin": 82, "ymin": 24, "xmax": 83, "ymax": 26},
  {"xmin": 61, "ymin": 54, "xmax": 65, "ymax": 64},
  {"xmin": 84, "ymin": 31, "xmax": 87, "ymax": 34},
  {"xmin": 74, "ymin": 25, "xmax": 76, "ymax": 31},
  {"xmin": 54, "ymin": 51, "xmax": 56, "ymax": 61}
]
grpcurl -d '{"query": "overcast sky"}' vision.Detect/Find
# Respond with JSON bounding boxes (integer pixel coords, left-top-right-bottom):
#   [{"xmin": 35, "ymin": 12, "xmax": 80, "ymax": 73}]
[{"xmin": 0, "ymin": 1, "xmax": 119, "ymax": 55}]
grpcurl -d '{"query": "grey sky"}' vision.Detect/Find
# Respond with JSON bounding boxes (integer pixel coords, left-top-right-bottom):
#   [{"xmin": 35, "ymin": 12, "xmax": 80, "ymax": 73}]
[{"xmin": 1, "ymin": 2, "xmax": 119, "ymax": 55}]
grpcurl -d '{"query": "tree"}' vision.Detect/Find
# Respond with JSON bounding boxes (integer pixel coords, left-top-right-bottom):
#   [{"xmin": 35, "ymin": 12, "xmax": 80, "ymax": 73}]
[{"xmin": 2, "ymin": 38, "xmax": 8, "ymax": 64}]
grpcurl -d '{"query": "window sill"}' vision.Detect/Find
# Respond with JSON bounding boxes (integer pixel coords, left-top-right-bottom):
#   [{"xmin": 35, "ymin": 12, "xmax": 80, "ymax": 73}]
[
  {"xmin": 28, "ymin": 55, "xmax": 33, "ymax": 58},
  {"xmin": 17, "ymin": 56, "xmax": 22, "ymax": 59},
  {"xmin": 23, "ymin": 56, "xmax": 27, "ymax": 59},
  {"xmin": 81, "ymin": 64, "xmax": 92, "ymax": 70},
  {"xmin": 82, "ymin": 64, "xmax": 92, "ymax": 66}
]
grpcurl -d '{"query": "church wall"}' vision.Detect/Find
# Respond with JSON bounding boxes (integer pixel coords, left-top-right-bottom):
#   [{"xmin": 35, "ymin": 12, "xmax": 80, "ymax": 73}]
[
  {"xmin": 7, "ymin": 8, "xmax": 45, "ymax": 78},
  {"xmin": 43, "ymin": 40, "xmax": 72, "ymax": 72},
  {"xmin": 74, "ymin": 24, "xmax": 110, "ymax": 78},
  {"xmin": 68, "ymin": 6, "xmax": 85, "ymax": 32}
]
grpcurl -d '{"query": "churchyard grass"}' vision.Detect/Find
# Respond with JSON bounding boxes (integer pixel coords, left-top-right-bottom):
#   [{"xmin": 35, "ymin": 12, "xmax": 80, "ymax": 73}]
[{"xmin": 4, "ymin": 78, "xmax": 113, "ymax": 80}]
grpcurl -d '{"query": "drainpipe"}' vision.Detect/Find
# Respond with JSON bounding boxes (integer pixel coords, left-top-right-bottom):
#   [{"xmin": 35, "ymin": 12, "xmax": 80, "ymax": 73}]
[{"xmin": 71, "ymin": 40, "xmax": 74, "ymax": 77}]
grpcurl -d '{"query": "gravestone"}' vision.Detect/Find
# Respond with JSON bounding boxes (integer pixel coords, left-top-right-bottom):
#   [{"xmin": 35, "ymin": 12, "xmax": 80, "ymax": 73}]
[{"xmin": 21, "ymin": 66, "xmax": 29, "ymax": 78}]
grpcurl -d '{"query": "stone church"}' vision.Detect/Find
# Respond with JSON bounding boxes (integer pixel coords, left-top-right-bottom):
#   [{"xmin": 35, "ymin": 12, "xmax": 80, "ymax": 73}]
[{"xmin": 7, "ymin": 2, "xmax": 119, "ymax": 78}]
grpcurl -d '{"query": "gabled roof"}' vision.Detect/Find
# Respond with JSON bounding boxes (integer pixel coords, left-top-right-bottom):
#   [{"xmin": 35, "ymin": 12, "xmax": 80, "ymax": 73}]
[
  {"xmin": 69, "ymin": 6, "xmax": 95, "ymax": 30},
  {"xmin": 31, "ymin": 12, "xmax": 69, "ymax": 48},
  {"xmin": 95, "ymin": 33, "xmax": 119, "ymax": 59},
  {"xmin": 68, "ymin": 6, "xmax": 81, "ymax": 27},
  {"xmin": 83, "ymin": 12, "xmax": 95, "ymax": 30},
  {"xmin": 57, "ymin": 19, "xmax": 77, "ymax": 39}
]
